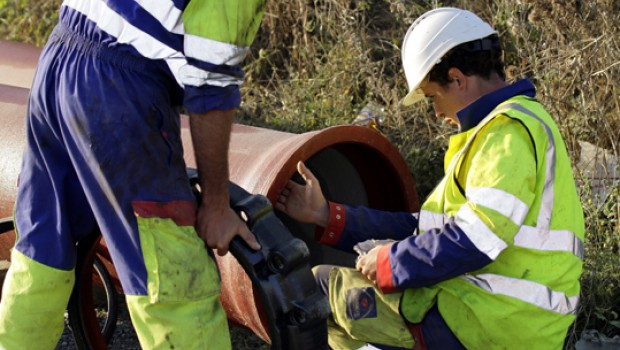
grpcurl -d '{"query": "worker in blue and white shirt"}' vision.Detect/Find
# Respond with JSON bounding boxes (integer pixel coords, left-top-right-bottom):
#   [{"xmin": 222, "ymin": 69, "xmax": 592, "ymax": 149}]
[{"xmin": 0, "ymin": 1, "xmax": 265, "ymax": 349}]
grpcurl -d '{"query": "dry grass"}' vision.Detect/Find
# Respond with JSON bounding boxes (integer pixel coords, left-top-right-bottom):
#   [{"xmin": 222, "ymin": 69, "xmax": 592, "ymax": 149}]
[{"xmin": 2, "ymin": 0, "xmax": 619, "ymax": 348}]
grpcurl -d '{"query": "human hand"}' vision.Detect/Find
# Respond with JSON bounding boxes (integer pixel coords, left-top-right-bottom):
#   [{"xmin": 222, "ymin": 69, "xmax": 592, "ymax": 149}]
[
  {"xmin": 355, "ymin": 242, "xmax": 394, "ymax": 282},
  {"xmin": 355, "ymin": 245, "xmax": 381, "ymax": 282},
  {"xmin": 275, "ymin": 161, "xmax": 329, "ymax": 227},
  {"xmin": 196, "ymin": 203, "xmax": 261, "ymax": 256}
]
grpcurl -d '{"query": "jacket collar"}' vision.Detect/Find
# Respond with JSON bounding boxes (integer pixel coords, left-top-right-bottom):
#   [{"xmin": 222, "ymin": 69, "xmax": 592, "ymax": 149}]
[{"xmin": 457, "ymin": 79, "xmax": 536, "ymax": 132}]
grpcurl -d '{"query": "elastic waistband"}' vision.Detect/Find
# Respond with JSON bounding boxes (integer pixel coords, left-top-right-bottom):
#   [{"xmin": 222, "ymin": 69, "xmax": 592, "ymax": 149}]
[{"xmin": 48, "ymin": 19, "xmax": 149, "ymax": 72}]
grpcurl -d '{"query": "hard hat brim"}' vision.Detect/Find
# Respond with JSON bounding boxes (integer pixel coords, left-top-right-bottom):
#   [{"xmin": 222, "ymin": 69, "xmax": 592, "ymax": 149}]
[{"xmin": 401, "ymin": 88, "xmax": 425, "ymax": 106}]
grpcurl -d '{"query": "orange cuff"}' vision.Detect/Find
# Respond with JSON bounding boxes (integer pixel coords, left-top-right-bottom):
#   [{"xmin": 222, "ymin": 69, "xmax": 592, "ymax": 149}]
[
  {"xmin": 376, "ymin": 244, "xmax": 398, "ymax": 293},
  {"xmin": 315, "ymin": 201, "xmax": 346, "ymax": 246}
]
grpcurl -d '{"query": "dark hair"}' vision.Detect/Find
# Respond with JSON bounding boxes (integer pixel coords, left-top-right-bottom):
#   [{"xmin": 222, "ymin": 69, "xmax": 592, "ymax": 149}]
[{"xmin": 428, "ymin": 34, "xmax": 505, "ymax": 86}]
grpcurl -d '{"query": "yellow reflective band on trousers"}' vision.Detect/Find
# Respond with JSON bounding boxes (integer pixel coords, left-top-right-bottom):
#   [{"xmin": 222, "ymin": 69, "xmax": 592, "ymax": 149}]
[
  {"xmin": 0, "ymin": 250, "xmax": 74, "ymax": 350},
  {"xmin": 401, "ymin": 96, "xmax": 585, "ymax": 350},
  {"xmin": 128, "ymin": 216, "xmax": 230, "ymax": 349}
]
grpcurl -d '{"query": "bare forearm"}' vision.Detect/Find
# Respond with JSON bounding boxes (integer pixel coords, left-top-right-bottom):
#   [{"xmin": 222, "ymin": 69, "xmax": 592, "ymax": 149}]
[
  {"xmin": 189, "ymin": 109, "xmax": 235, "ymax": 208},
  {"xmin": 188, "ymin": 109, "xmax": 260, "ymax": 254}
]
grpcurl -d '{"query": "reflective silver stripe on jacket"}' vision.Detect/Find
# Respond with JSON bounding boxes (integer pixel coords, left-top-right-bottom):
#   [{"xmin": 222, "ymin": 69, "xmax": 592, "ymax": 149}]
[
  {"xmin": 184, "ymin": 35, "xmax": 249, "ymax": 66},
  {"xmin": 179, "ymin": 64, "xmax": 244, "ymax": 87},
  {"xmin": 134, "ymin": 0, "xmax": 184, "ymax": 33},
  {"xmin": 461, "ymin": 273, "xmax": 579, "ymax": 315},
  {"xmin": 469, "ymin": 186, "xmax": 583, "ymax": 258},
  {"xmin": 182, "ymin": 35, "xmax": 248, "ymax": 87},
  {"xmin": 455, "ymin": 205, "xmax": 508, "ymax": 260},
  {"xmin": 467, "ymin": 187, "xmax": 529, "ymax": 225},
  {"xmin": 514, "ymin": 226, "xmax": 584, "ymax": 259},
  {"xmin": 418, "ymin": 210, "xmax": 446, "ymax": 232}
]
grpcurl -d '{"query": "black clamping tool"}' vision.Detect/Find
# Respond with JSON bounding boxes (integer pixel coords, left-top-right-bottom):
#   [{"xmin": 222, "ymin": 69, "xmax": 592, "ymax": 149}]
[
  {"xmin": 227, "ymin": 181, "xmax": 330, "ymax": 350},
  {"xmin": 187, "ymin": 168, "xmax": 330, "ymax": 350}
]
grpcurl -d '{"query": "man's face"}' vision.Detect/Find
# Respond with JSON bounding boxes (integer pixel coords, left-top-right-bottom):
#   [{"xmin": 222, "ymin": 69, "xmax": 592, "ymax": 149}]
[{"xmin": 420, "ymin": 80, "xmax": 464, "ymax": 127}]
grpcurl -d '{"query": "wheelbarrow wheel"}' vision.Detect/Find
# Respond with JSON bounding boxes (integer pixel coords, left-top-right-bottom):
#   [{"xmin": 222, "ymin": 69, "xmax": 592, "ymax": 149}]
[
  {"xmin": 92, "ymin": 255, "xmax": 118, "ymax": 341},
  {"xmin": 0, "ymin": 218, "xmax": 118, "ymax": 348},
  {"xmin": 0, "ymin": 217, "xmax": 14, "ymax": 235},
  {"xmin": 66, "ymin": 232, "xmax": 119, "ymax": 349}
]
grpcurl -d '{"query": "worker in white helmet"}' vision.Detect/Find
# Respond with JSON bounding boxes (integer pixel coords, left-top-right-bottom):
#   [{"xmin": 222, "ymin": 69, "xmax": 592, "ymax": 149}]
[{"xmin": 276, "ymin": 7, "xmax": 584, "ymax": 350}]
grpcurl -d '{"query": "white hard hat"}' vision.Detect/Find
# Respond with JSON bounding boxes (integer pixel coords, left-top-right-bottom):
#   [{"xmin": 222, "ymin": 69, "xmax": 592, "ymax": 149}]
[{"xmin": 401, "ymin": 7, "xmax": 497, "ymax": 106}]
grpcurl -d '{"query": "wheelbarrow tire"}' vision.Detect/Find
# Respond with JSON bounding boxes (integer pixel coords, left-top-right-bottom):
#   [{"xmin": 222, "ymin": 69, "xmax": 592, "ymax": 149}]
[
  {"xmin": 0, "ymin": 217, "xmax": 14, "ymax": 234},
  {"xmin": 67, "ymin": 233, "xmax": 118, "ymax": 349},
  {"xmin": 93, "ymin": 255, "xmax": 118, "ymax": 341},
  {"xmin": 0, "ymin": 218, "xmax": 118, "ymax": 348}
]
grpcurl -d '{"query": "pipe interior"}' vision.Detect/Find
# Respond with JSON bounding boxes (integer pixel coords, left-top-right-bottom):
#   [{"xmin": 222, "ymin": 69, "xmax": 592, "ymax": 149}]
[{"xmin": 276, "ymin": 145, "xmax": 398, "ymax": 268}]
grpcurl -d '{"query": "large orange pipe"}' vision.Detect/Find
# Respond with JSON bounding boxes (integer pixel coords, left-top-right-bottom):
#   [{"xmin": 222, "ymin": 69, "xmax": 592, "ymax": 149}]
[
  {"xmin": 0, "ymin": 84, "xmax": 29, "ymax": 259},
  {"xmin": 0, "ymin": 39, "xmax": 40, "ymax": 89},
  {"xmin": 0, "ymin": 40, "xmax": 420, "ymax": 344},
  {"xmin": 199, "ymin": 121, "xmax": 419, "ymax": 341}
]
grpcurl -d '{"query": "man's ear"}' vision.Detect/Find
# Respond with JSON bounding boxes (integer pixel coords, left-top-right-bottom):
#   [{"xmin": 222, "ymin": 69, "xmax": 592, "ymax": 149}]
[{"xmin": 448, "ymin": 67, "xmax": 466, "ymax": 88}]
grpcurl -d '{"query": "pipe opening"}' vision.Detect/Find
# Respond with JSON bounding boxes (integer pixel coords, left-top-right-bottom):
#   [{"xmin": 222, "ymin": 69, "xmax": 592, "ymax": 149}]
[{"xmin": 276, "ymin": 143, "xmax": 413, "ymax": 267}]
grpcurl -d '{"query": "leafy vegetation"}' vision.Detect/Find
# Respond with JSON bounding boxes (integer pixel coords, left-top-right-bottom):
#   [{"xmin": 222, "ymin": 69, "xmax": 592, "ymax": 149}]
[{"xmin": 2, "ymin": 0, "xmax": 619, "ymax": 348}]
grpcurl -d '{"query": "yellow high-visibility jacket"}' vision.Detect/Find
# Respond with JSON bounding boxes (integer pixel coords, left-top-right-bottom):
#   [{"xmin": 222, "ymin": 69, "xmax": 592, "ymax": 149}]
[{"xmin": 401, "ymin": 96, "xmax": 585, "ymax": 350}]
